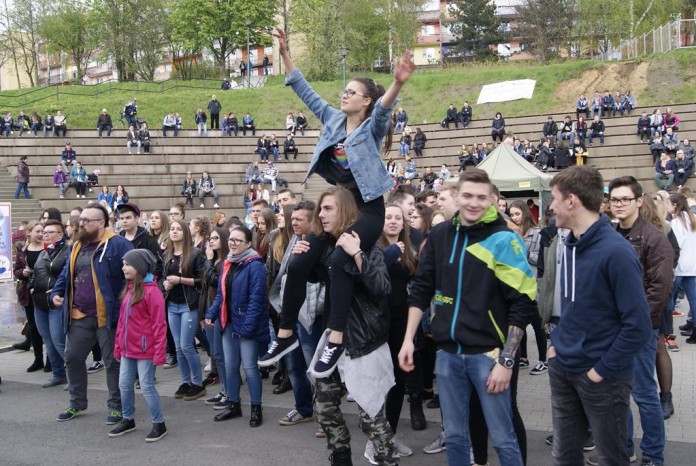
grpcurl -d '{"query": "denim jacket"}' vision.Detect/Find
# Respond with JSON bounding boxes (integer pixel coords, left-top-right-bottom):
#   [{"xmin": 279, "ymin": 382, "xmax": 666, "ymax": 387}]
[{"xmin": 285, "ymin": 68, "xmax": 396, "ymax": 202}]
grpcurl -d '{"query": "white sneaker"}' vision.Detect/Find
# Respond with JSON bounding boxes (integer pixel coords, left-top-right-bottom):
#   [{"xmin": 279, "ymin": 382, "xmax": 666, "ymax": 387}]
[
  {"xmin": 423, "ymin": 431, "xmax": 446, "ymax": 454},
  {"xmin": 346, "ymin": 393, "xmax": 355, "ymax": 402},
  {"xmin": 213, "ymin": 203, "xmax": 219, "ymax": 208},
  {"xmin": 364, "ymin": 440, "xmax": 378, "ymax": 465},
  {"xmin": 76, "ymin": 194, "xmax": 80, "ymax": 198},
  {"xmin": 204, "ymin": 360, "xmax": 211, "ymax": 373},
  {"xmin": 81, "ymin": 195, "xmax": 86, "ymax": 198},
  {"xmin": 199, "ymin": 204, "xmax": 205, "ymax": 208},
  {"xmin": 395, "ymin": 438, "xmax": 413, "ymax": 457},
  {"xmin": 59, "ymin": 195, "xmax": 65, "ymax": 199}
]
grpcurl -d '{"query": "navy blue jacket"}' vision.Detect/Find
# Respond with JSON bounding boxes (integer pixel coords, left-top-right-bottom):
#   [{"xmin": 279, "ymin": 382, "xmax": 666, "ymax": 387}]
[{"xmin": 550, "ymin": 216, "xmax": 651, "ymax": 380}]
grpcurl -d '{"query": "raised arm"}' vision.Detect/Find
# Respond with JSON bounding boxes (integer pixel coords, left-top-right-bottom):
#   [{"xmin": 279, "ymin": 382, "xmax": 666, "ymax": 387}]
[
  {"xmin": 273, "ymin": 28, "xmax": 296, "ymax": 74},
  {"xmin": 381, "ymin": 51, "xmax": 415, "ymax": 109}
]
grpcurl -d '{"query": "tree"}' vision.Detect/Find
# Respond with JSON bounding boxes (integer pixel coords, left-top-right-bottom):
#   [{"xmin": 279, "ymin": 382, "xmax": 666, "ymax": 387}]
[
  {"xmin": 169, "ymin": 0, "xmax": 278, "ymax": 78},
  {"xmin": 92, "ymin": 0, "xmax": 139, "ymax": 81},
  {"xmin": 515, "ymin": 0, "xmax": 578, "ymax": 63},
  {"xmin": 448, "ymin": 0, "xmax": 502, "ymax": 61},
  {"xmin": 0, "ymin": 0, "xmax": 44, "ymax": 86},
  {"xmin": 38, "ymin": 1, "xmax": 98, "ymax": 82},
  {"xmin": 130, "ymin": 0, "xmax": 169, "ymax": 81}
]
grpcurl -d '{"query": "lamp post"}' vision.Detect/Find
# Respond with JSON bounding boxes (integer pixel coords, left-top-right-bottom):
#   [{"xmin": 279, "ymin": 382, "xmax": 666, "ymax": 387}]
[
  {"xmin": 339, "ymin": 47, "xmax": 347, "ymax": 88},
  {"xmin": 246, "ymin": 18, "xmax": 252, "ymax": 89}
]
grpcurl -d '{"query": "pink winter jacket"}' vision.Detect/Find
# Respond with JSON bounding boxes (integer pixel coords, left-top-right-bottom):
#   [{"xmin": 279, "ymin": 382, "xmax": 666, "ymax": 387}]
[{"xmin": 114, "ymin": 279, "xmax": 167, "ymax": 365}]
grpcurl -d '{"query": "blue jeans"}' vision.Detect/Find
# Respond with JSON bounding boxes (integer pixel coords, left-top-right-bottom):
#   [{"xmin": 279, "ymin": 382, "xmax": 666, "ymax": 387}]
[
  {"xmin": 14, "ymin": 182, "xmax": 30, "ymax": 199},
  {"xmin": 589, "ymin": 131, "xmax": 604, "ymax": 144},
  {"xmin": 205, "ymin": 319, "xmax": 226, "ymax": 394},
  {"xmin": 549, "ymin": 357, "xmax": 632, "ymax": 466},
  {"xmin": 627, "ymin": 329, "xmax": 664, "ymax": 463},
  {"xmin": 436, "ymin": 350, "xmax": 523, "ymax": 466},
  {"xmin": 98, "ymin": 124, "xmax": 111, "ymax": 137},
  {"xmin": 673, "ymin": 276, "xmax": 696, "ymax": 321},
  {"xmin": 221, "ymin": 330, "xmax": 262, "ymax": 405},
  {"xmin": 34, "ymin": 307, "xmax": 66, "ymax": 379},
  {"xmin": 653, "ymin": 173, "xmax": 674, "ymax": 190},
  {"xmin": 119, "ymin": 357, "xmax": 164, "ymax": 423},
  {"xmin": 167, "ymin": 302, "xmax": 202, "ymax": 385},
  {"xmin": 285, "ymin": 320, "xmax": 322, "ymax": 418}
]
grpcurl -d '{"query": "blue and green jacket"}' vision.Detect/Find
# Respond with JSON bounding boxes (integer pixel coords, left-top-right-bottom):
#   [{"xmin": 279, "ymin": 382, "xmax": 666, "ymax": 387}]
[{"xmin": 408, "ymin": 205, "xmax": 537, "ymax": 354}]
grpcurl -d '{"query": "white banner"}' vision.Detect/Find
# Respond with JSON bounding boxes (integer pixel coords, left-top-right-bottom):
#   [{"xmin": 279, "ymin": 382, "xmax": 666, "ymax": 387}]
[
  {"xmin": 477, "ymin": 79, "xmax": 536, "ymax": 104},
  {"xmin": 0, "ymin": 203, "xmax": 11, "ymax": 280}
]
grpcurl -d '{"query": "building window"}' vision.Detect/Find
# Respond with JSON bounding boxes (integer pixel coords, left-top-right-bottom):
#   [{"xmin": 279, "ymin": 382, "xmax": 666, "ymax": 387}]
[
  {"xmin": 422, "ymin": 47, "xmax": 437, "ymax": 59},
  {"xmin": 423, "ymin": 0, "xmax": 439, "ymax": 10},
  {"xmin": 420, "ymin": 24, "xmax": 436, "ymax": 36}
]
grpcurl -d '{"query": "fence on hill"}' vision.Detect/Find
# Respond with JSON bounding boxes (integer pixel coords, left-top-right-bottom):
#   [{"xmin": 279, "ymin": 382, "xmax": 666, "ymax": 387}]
[{"xmin": 597, "ymin": 18, "xmax": 696, "ymax": 60}]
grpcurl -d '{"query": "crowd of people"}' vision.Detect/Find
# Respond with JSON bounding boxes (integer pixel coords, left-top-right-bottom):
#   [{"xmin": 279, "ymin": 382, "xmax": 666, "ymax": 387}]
[{"xmin": 7, "ymin": 33, "xmax": 696, "ymax": 466}]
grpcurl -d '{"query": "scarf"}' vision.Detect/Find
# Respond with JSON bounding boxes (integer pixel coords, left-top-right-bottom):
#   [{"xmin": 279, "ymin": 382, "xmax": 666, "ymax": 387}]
[{"xmin": 227, "ymin": 247, "xmax": 259, "ymax": 264}]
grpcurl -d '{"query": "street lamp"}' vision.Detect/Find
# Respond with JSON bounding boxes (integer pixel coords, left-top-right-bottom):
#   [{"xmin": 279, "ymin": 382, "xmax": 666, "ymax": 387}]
[
  {"xmin": 339, "ymin": 47, "xmax": 347, "ymax": 87},
  {"xmin": 246, "ymin": 18, "xmax": 252, "ymax": 89}
]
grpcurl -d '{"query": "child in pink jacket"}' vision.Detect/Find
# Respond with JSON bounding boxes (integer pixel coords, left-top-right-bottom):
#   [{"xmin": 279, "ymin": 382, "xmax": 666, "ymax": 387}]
[{"xmin": 110, "ymin": 249, "xmax": 168, "ymax": 442}]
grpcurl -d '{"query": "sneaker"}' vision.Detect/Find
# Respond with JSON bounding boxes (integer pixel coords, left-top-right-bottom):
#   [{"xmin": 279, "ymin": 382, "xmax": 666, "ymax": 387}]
[
  {"xmin": 213, "ymin": 396, "xmax": 231, "ymax": 410},
  {"xmin": 310, "ymin": 342, "xmax": 344, "ymax": 378},
  {"xmin": 146, "ymin": 422, "xmax": 167, "ymax": 443},
  {"xmin": 56, "ymin": 407, "xmax": 83, "ymax": 422},
  {"xmin": 665, "ymin": 338, "xmax": 680, "ymax": 352},
  {"xmin": 199, "ymin": 204, "xmax": 205, "ymax": 208},
  {"xmin": 423, "ymin": 431, "xmax": 446, "ymax": 454},
  {"xmin": 426, "ymin": 394, "xmax": 440, "ymax": 409},
  {"xmin": 42, "ymin": 376, "xmax": 67, "ymax": 388},
  {"xmin": 174, "ymin": 383, "xmax": 191, "ymax": 399},
  {"xmin": 202, "ymin": 372, "xmax": 219, "ymax": 388},
  {"xmin": 205, "ymin": 392, "xmax": 224, "ymax": 406},
  {"xmin": 395, "ymin": 438, "xmax": 413, "ymax": 457},
  {"xmin": 587, "ymin": 454, "xmax": 636, "ymax": 465},
  {"xmin": 108, "ymin": 418, "xmax": 136, "ymax": 437},
  {"xmin": 673, "ymin": 310, "xmax": 685, "ymax": 317},
  {"xmin": 258, "ymin": 336, "xmax": 299, "ymax": 367},
  {"xmin": 346, "ymin": 393, "xmax": 355, "ymax": 402},
  {"xmin": 584, "ymin": 433, "xmax": 595, "ymax": 451},
  {"xmin": 183, "ymin": 384, "xmax": 206, "ymax": 401},
  {"xmin": 545, "ymin": 434, "xmax": 553, "ymax": 446},
  {"xmin": 278, "ymin": 409, "xmax": 313, "ymax": 426},
  {"xmin": 679, "ymin": 321, "xmax": 693, "ymax": 332},
  {"xmin": 315, "ymin": 427, "xmax": 326, "ymax": 438},
  {"xmin": 213, "ymin": 203, "xmax": 219, "ymax": 208},
  {"xmin": 364, "ymin": 440, "xmax": 378, "ymax": 465},
  {"xmin": 164, "ymin": 355, "xmax": 178, "ymax": 369},
  {"xmin": 106, "ymin": 410, "xmax": 123, "ymax": 425},
  {"xmin": 81, "ymin": 195, "xmax": 86, "ymax": 198},
  {"xmin": 519, "ymin": 358, "xmax": 530, "ymax": 368},
  {"xmin": 639, "ymin": 458, "xmax": 661, "ymax": 466},
  {"xmin": 530, "ymin": 361, "xmax": 548, "ymax": 375},
  {"xmin": 204, "ymin": 360, "xmax": 212, "ymax": 372}
]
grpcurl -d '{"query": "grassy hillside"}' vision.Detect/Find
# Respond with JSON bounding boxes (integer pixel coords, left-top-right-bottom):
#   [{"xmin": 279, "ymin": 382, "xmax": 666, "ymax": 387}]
[{"xmin": 1, "ymin": 49, "xmax": 695, "ymax": 130}]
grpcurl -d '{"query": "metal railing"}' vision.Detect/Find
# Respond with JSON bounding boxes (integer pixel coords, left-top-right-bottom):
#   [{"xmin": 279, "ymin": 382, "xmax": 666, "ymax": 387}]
[
  {"xmin": 0, "ymin": 75, "xmax": 269, "ymax": 109},
  {"xmin": 598, "ymin": 18, "xmax": 696, "ymax": 60}
]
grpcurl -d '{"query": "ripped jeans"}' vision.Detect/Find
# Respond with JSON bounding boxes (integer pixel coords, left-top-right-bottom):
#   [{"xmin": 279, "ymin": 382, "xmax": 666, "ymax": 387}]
[{"xmin": 167, "ymin": 302, "xmax": 203, "ymax": 386}]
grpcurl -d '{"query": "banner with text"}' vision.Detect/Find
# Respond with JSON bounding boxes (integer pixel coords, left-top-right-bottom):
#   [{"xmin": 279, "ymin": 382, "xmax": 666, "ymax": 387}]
[
  {"xmin": 477, "ymin": 79, "xmax": 536, "ymax": 104},
  {"xmin": 0, "ymin": 203, "xmax": 12, "ymax": 280}
]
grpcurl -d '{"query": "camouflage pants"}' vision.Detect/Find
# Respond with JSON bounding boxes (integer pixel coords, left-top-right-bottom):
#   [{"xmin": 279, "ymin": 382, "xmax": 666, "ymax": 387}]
[{"xmin": 314, "ymin": 371, "xmax": 398, "ymax": 465}]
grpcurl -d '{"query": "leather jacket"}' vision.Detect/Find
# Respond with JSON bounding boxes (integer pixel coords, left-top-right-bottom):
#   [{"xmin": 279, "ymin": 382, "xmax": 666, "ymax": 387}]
[
  {"xmin": 31, "ymin": 240, "xmax": 70, "ymax": 311},
  {"xmin": 163, "ymin": 248, "xmax": 206, "ymax": 311}
]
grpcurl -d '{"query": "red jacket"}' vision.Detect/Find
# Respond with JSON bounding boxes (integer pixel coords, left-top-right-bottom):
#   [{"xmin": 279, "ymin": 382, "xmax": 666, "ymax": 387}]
[{"xmin": 114, "ymin": 280, "xmax": 167, "ymax": 365}]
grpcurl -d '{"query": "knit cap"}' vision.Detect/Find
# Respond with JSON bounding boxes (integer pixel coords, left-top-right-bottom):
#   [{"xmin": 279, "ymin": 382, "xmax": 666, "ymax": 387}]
[{"xmin": 123, "ymin": 249, "xmax": 156, "ymax": 277}]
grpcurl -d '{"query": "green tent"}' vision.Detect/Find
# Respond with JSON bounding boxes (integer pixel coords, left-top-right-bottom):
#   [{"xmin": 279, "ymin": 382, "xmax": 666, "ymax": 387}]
[{"xmin": 476, "ymin": 143, "xmax": 553, "ymax": 216}]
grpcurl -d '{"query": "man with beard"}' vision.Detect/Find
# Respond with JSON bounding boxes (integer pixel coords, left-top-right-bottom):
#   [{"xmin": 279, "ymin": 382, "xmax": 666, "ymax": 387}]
[{"xmin": 51, "ymin": 205, "xmax": 133, "ymax": 423}]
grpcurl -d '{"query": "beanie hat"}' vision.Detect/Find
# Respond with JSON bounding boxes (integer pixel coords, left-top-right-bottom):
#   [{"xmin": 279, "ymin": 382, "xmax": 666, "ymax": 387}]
[{"xmin": 123, "ymin": 249, "xmax": 156, "ymax": 277}]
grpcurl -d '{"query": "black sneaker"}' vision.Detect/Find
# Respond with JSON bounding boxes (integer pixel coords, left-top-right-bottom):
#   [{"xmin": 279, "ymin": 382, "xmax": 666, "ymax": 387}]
[
  {"xmin": 258, "ymin": 336, "xmax": 299, "ymax": 367},
  {"xmin": 310, "ymin": 342, "xmax": 344, "ymax": 378},
  {"xmin": 426, "ymin": 394, "xmax": 440, "ymax": 409},
  {"xmin": 108, "ymin": 418, "xmax": 136, "ymax": 437},
  {"xmin": 174, "ymin": 383, "xmax": 191, "ymax": 399},
  {"xmin": 679, "ymin": 321, "xmax": 693, "ymax": 332},
  {"xmin": 584, "ymin": 432, "xmax": 595, "ymax": 451},
  {"xmin": 205, "ymin": 392, "xmax": 224, "ymax": 406},
  {"xmin": 214, "ymin": 396, "xmax": 231, "ymax": 410},
  {"xmin": 183, "ymin": 384, "xmax": 206, "ymax": 401},
  {"xmin": 145, "ymin": 422, "xmax": 167, "ymax": 443},
  {"xmin": 545, "ymin": 434, "xmax": 553, "ymax": 446},
  {"xmin": 202, "ymin": 373, "xmax": 219, "ymax": 388}
]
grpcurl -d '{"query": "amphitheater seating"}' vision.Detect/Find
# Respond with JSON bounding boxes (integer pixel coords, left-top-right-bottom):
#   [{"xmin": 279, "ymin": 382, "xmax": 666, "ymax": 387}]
[{"xmin": 2, "ymin": 102, "xmax": 695, "ymax": 222}]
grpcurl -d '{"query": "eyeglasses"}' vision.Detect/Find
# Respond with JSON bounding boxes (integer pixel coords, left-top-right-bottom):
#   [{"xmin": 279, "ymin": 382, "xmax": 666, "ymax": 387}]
[
  {"xmin": 43, "ymin": 230, "xmax": 61, "ymax": 235},
  {"xmin": 78, "ymin": 217, "xmax": 103, "ymax": 224},
  {"xmin": 338, "ymin": 89, "xmax": 365, "ymax": 98},
  {"xmin": 609, "ymin": 197, "xmax": 637, "ymax": 206},
  {"xmin": 209, "ymin": 236, "xmax": 220, "ymax": 241},
  {"xmin": 228, "ymin": 238, "xmax": 249, "ymax": 245}
]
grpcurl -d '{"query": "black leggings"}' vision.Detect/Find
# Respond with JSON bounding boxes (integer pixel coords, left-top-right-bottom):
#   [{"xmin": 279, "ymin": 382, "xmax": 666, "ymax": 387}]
[
  {"xmin": 24, "ymin": 303, "xmax": 44, "ymax": 362},
  {"xmin": 470, "ymin": 360, "xmax": 527, "ymax": 465},
  {"xmin": 520, "ymin": 311, "xmax": 547, "ymax": 362},
  {"xmin": 279, "ymin": 196, "xmax": 385, "ymax": 332},
  {"xmin": 75, "ymin": 182, "xmax": 86, "ymax": 196}
]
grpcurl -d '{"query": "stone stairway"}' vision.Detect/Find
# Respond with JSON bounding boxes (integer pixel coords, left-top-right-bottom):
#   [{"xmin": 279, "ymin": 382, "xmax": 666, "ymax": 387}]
[
  {"xmin": 300, "ymin": 175, "xmax": 332, "ymax": 204},
  {"xmin": 0, "ymin": 169, "xmax": 46, "ymax": 229}
]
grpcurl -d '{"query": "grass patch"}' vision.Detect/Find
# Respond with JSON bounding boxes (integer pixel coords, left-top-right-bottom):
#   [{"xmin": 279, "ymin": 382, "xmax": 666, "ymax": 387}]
[{"xmin": 0, "ymin": 50, "xmax": 695, "ymax": 130}]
